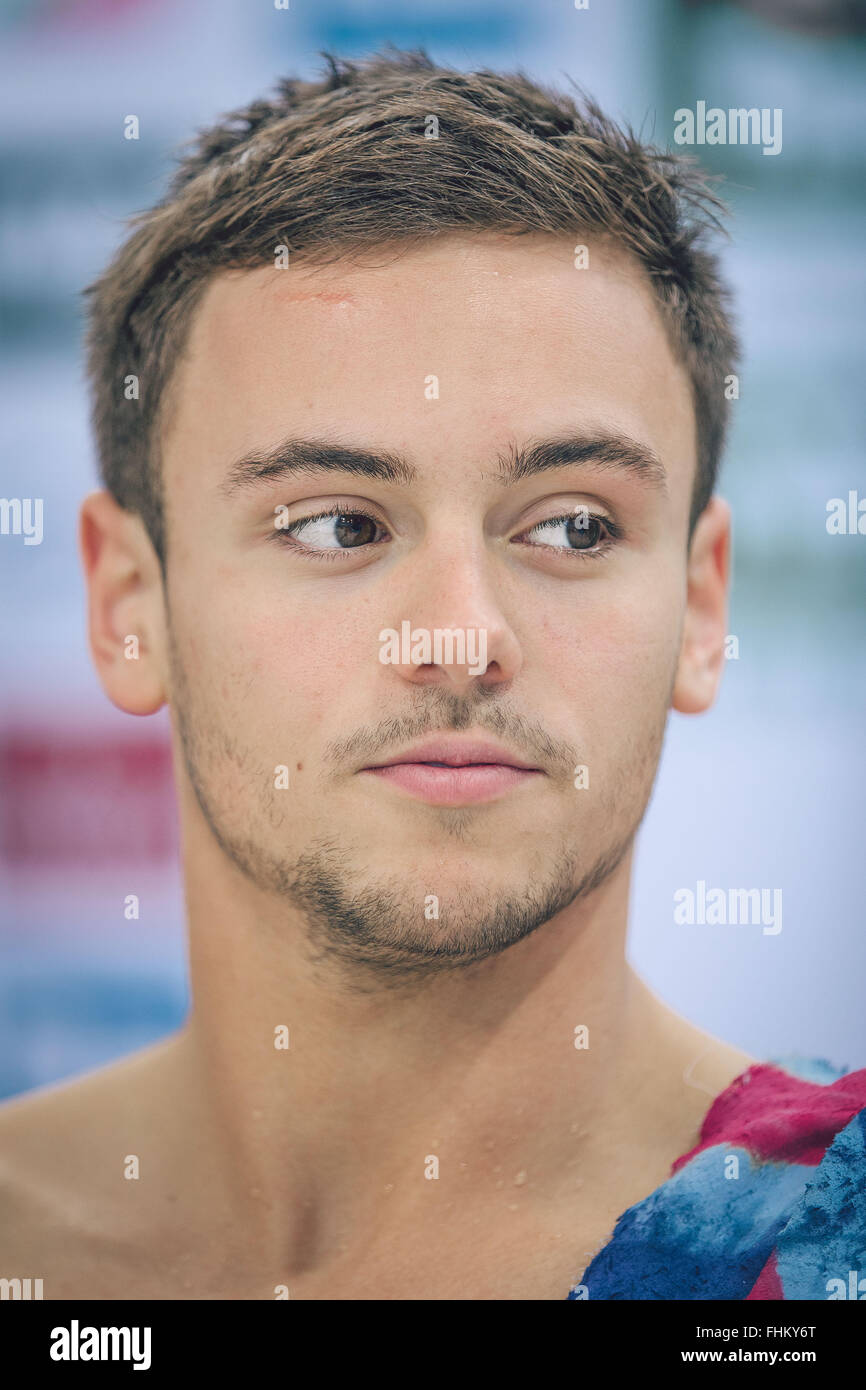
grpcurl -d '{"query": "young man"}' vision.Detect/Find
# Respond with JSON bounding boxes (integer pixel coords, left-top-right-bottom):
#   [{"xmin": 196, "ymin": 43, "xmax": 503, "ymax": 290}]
[{"xmin": 1, "ymin": 47, "xmax": 863, "ymax": 1301}]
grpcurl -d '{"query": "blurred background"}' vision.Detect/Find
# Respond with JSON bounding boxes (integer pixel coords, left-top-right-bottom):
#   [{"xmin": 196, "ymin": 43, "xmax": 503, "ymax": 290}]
[{"xmin": 1, "ymin": 0, "xmax": 864, "ymax": 1101}]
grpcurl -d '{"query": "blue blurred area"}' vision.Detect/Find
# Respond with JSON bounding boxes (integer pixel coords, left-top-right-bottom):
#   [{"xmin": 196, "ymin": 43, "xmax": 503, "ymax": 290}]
[
  {"xmin": 1, "ymin": 0, "xmax": 864, "ymax": 1100},
  {"xmin": 0, "ymin": 970, "xmax": 187, "ymax": 1100}
]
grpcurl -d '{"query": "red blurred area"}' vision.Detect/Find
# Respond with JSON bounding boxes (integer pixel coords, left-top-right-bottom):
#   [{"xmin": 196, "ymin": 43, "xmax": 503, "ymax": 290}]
[
  {"xmin": 0, "ymin": 731, "xmax": 177, "ymax": 865},
  {"xmin": 13, "ymin": 0, "xmax": 170, "ymax": 33}
]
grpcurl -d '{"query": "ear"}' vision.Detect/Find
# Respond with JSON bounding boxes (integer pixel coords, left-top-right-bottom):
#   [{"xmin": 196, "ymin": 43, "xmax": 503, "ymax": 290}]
[
  {"xmin": 672, "ymin": 495, "xmax": 731, "ymax": 715},
  {"xmin": 79, "ymin": 490, "xmax": 168, "ymax": 715}
]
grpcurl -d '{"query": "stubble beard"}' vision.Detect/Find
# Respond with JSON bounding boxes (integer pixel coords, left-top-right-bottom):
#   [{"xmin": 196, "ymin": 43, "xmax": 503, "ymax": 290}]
[{"xmin": 168, "ymin": 619, "xmax": 667, "ymax": 993}]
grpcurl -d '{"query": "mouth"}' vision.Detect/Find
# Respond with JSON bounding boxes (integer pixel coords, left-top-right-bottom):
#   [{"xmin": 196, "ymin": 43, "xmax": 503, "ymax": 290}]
[{"xmin": 359, "ymin": 736, "xmax": 544, "ymax": 806}]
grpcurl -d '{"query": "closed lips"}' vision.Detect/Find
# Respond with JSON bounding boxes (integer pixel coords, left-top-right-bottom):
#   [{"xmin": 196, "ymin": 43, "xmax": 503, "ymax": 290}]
[{"xmin": 364, "ymin": 737, "xmax": 540, "ymax": 770}]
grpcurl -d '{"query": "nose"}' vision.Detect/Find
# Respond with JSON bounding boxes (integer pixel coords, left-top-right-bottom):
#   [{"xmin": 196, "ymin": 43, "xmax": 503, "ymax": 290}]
[{"xmin": 379, "ymin": 536, "xmax": 523, "ymax": 697}]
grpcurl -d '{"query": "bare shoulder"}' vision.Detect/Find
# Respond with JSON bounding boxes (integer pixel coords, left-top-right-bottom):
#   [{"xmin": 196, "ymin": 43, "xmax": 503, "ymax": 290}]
[
  {"xmin": 664, "ymin": 1020, "xmax": 758, "ymax": 1139},
  {"xmin": 0, "ymin": 1032, "xmax": 181, "ymax": 1159},
  {"xmin": 0, "ymin": 1035, "xmax": 183, "ymax": 1284},
  {"xmin": 628, "ymin": 976, "xmax": 759, "ymax": 1142},
  {"xmin": 678, "ymin": 1028, "xmax": 758, "ymax": 1096}
]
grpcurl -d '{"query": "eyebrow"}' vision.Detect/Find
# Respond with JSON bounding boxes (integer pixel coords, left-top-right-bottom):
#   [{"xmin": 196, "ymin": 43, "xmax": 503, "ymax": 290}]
[
  {"xmin": 219, "ymin": 432, "xmax": 667, "ymax": 496},
  {"xmin": 495, "ymin": 434, "xmax": 667, "ymax": 491},
  {"xmin": 220, "ymin": 439, "xmax": 414, "ymax": 495}
]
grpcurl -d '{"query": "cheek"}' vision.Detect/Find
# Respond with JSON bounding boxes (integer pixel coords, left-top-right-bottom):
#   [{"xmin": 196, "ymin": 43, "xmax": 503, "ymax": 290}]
[
  {"xmin": 180, "ymin": 576, "xmax": 372, "ymax": 744},
  {"xmin": 530, "ymin": 569, "xmax": 681, "ymax": 717}
]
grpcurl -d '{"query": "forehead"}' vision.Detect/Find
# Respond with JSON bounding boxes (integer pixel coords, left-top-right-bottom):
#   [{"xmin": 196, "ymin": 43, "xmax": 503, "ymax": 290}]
[{"xmin": 161, "ymin": 232, "xmax": 696, "ymax": 497}]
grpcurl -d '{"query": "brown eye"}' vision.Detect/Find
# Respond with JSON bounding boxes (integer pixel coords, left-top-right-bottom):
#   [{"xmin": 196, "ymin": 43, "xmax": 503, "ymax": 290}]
[
  {"xmin": 521, "ymin": 511, "xmax": 617, "ymax": 554},
  {"xmin": 564, "ymin": 515, "xmax": 604, "ymax": 550},
  {"xmin": 333, "ymin": 513, "xmax": 378, "ymax": 547},
  {"xmin": 282, "ymin": 509, "xmax": 385, "ymax": 551}
]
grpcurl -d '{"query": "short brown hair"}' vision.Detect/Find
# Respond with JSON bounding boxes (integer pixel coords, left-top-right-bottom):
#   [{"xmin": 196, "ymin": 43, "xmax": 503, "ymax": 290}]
[{"xmin": 83, "ymin": 44, "xmax": 739, "ymax": 565}]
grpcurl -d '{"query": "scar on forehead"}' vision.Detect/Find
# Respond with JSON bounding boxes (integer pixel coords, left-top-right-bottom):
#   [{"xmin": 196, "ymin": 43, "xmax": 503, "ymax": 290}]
[
  {"xmin": 260, "ymin": 274, "xmax": 357, "ymax": 307},
  {"xmin": 276, "ymin": 288, "xmax": 356, "ymax": 305}
]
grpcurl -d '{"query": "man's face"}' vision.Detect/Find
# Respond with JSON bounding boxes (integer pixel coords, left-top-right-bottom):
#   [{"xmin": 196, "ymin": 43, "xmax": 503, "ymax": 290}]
[{"xmin": 154, "ymin": 233, "xmax": 706, "ymax": 979}]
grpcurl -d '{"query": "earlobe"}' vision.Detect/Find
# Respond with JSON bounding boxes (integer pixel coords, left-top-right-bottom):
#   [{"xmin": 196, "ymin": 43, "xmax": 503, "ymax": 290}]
[
  {"xmin": 79, "ymin": 490, "xmax": 168, "ymax": 716},
  {"xmin": 671, "ymin": 496, "xmax": 731, "ymax": 716}
]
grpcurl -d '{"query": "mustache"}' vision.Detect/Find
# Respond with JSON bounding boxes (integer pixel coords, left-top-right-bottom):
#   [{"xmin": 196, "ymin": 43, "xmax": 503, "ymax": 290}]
[{"xmin": 323, "ymin": 690, "xmax": 578, "ymax": 777}]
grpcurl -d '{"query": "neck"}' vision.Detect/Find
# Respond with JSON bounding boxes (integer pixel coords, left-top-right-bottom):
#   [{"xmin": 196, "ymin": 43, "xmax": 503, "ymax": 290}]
[{"xmin": 154, "ymin": 811, "xmax": 694, "ymax": 1270}]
